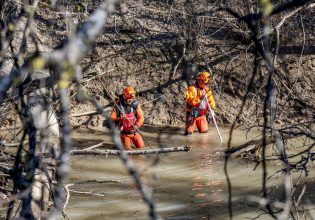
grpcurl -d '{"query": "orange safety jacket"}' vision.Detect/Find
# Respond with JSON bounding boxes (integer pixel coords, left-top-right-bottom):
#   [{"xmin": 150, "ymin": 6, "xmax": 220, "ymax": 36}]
[
  {"xmin": 110, "ymin": 95, "xmax": 144, "ymax": 133},
  {"xmin": 186, "ymin": 83, "xmax": 216, "ymax": 116}
]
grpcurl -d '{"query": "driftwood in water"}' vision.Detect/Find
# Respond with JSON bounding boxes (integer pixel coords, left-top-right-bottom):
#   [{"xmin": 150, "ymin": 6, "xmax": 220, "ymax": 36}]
[
  {"xmin": 71, "ymin": 146, "xmax": 191, "ymax": 156},
  {"xmin": 225, "ymin": 138, "xmax": 274, "ymax": 156},
  {"xmin": 69, "ymin": 110, "xmax": 98, "ymax": 117},
  {"xmin": 225, "ymin": 134, "xmax": 300, "ymax": 157},
  {"xmin": 82, "ymin": 142, "xmax": 115, "ymax": 150}
]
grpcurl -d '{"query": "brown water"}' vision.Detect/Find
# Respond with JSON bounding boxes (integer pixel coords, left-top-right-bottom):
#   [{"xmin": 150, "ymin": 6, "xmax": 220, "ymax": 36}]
[
  {"xmin": 64, "ymin": 126, "xmax": 313, "ymax": 220},
  {"xmin": 1, "ymin": 126, "xmax": 314, "ymax": 220}
]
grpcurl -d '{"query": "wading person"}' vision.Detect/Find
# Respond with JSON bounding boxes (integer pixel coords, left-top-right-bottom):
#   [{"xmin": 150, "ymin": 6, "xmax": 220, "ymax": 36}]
[
  {"xmin": 185, "ymin": 71, "xmax": 216, "ymax": 135},
  {"xmin": 110, "ymin": 86, "xmax": 145, "ymax": 150}
]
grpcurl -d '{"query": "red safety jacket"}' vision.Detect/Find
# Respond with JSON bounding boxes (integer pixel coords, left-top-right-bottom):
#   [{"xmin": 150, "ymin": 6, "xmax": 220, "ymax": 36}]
[
  {"xmin": 119, "ymin": 104, "xmax": 137, "ymax": 132},
  {"xmin": 110, "ymin": 95, "xmax": 144, "ymax": 134}
]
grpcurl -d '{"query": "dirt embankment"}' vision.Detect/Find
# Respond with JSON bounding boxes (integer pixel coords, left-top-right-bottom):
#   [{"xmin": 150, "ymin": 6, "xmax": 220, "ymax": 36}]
[{"xmin": 66, "ymin": 53, "xmax": 315, "ymax": 129}]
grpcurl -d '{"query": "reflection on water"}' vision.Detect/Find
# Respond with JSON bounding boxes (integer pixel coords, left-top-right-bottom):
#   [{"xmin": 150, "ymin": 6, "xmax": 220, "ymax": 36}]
[
  {"xmin": 66, "ymin": 126, "xmax": 309, "ymax": 220},
  {"xmin": 190, "ymin": 145, "xmax": 223, "ymax": 209}
]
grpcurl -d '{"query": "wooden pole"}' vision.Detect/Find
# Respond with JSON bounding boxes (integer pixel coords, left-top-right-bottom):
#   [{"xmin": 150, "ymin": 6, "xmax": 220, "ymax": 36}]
[
  {"xmin": 204, "ymin": 94, "xmax": 223, "ymax": 143},
  {"xmin": 183, "ymin": 84, "xmax": 223, "ymax": 142}
]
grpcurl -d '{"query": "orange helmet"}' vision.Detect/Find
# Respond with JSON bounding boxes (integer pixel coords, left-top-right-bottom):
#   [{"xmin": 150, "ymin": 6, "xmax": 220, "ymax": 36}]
[
  {"xmin": 197, "ymin": 71, "xmax": 210, "ymax": 83},
  {"xmin": 123, "ymin": 86, "xmax": 136, "ymax": 99}
]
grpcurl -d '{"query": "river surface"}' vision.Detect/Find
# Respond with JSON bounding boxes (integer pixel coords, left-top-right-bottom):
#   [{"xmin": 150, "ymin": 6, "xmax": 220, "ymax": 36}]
[{"xmin": 65, "ymin": 126, "xmax": 314, "ymax": 220}]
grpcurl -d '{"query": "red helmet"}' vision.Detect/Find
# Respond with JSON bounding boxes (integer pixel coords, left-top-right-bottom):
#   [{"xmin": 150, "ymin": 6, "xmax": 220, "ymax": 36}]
[
  {"xmin": 197, "ymin": 71, "xmax": 211, "ymax": 83},
  {"xmin": 123, "ymin": 86, "xmax": 136, "ymax": 99}
]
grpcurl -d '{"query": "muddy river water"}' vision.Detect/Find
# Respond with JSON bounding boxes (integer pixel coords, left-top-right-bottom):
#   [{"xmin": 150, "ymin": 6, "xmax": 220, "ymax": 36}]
[{"xmin": 65, "ymin": 126, "xmax": 314, "ymax": 220}]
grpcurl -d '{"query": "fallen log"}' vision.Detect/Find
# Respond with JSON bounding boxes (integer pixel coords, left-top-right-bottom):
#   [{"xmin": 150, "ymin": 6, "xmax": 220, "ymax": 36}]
[
  {"xmin": 224, "ymin": 138, "xmax": 273, "ymax": 156},
  {"xmin": 82, "ymin": 142, "xmax": 115, "ymax": 150},
  {"xmin": 225, "ymin": 133, "xmax": 302, "ymax": 157},
  {"xmin": 71, "ymin": 146, "xmax": 191, "ymax": 156},
  {"xmin": 69, "ymin": 110, "xmax": 98, "ymax": 117},
  {"xmin": 0, "ymin": 140, "xmax": 29, "ymax": 147}
]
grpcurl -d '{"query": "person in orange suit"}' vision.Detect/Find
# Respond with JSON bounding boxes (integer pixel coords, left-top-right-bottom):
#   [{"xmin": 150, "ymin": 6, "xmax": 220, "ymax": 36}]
[
  {"xmin": 185, "ymin": 71, "xmax": 216, "ymax": 135},
  {"xmin": 110, "ymin": 86, "xmax": 144, "ymax": 150}
]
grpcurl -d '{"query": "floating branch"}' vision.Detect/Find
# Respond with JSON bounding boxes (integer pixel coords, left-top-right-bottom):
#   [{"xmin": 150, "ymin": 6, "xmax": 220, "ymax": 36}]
[
  {"xmin": 68, "ymin": 179, "xmax": 122, "ymax": 185},
  {"xmin": 224, "ymin": 138, "xmax": 274, "ymax": 156},
  {"xmin": 225, "ymin": 133, "xmax": 304, "ymax": 157},
  {"xmin": 82, "ymin": 142, "xmax": 114, "ymax": 151},
  {"xmin": 69, "ymin": 110, "xmax": 98, "ymax": 117},
  {"xmin": 71, "ymin": 146, "xmax": 191, "ymax": 156}
]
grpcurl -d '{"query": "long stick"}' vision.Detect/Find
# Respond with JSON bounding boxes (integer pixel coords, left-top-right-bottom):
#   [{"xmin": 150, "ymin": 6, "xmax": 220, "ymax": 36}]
[
  {"xmin": 100, "ymin": 82, "xmax": 155, "ymax": 150},
  {"xmin": 204, "ymin": 95, "xmax": 223, "ymax": 143},
  {"xmin": 71, "ymin": 146, "xmax": 191, "ymax": 156}
]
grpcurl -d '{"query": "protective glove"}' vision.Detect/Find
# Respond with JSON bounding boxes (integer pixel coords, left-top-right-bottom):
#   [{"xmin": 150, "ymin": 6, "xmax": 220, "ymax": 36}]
[{"xmin": 210, "ymin": 109, "xmax": 215, "ymax": 116}]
